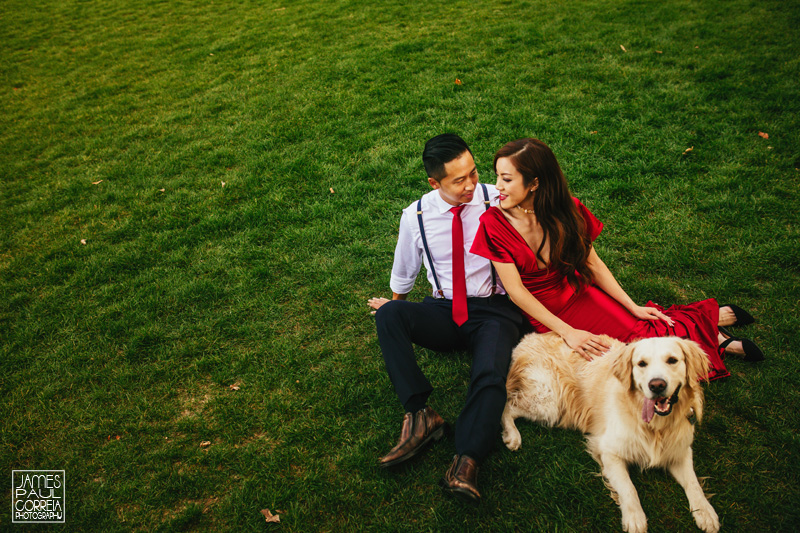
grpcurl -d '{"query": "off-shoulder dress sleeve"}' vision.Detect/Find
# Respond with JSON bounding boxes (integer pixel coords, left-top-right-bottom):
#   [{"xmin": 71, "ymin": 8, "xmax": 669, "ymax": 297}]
[
  {"xmin": 470, "ymin": 207, "xmax": 514, "ymax": 263},
  {"xmin": 573, "ymin": 197, "xmax": 603, "ymax": 242},
  {"xmin": 470, "ymin": 208, "xmax": 516, "ymax": 263}
]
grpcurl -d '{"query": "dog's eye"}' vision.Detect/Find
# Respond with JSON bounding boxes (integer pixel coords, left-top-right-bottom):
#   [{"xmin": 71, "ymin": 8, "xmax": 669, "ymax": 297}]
[
  {"xmin": 667, "ymin": 357, "xmax": 678, "ymax": 365},
  {"xmin": 637, "ymin": 361, "xmax": 648, "ymax": 367}
]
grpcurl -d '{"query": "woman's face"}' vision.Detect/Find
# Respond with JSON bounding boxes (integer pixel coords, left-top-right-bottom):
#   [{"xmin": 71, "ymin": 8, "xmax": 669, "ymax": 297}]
[{"xmin": 495, "ymin": 157, "xmax": 536, "ymax": 210}]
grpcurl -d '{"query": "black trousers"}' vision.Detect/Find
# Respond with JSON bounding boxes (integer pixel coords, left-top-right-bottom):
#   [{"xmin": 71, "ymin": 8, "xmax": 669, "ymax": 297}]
[{"xmin": 375, "ymin": 295, "xmax": 524, "ymax": 461}]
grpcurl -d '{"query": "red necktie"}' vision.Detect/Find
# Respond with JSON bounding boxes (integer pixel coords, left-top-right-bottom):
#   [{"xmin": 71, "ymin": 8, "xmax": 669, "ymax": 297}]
[{"xmin": 450, "ymin": 205, "xmax": 468, "ymax": 326}]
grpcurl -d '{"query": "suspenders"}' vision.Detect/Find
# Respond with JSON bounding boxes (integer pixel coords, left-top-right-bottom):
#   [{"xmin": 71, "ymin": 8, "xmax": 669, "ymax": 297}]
[{"xmin": 416, "ymin": 183, "xmax": 497, "ymax": 299}]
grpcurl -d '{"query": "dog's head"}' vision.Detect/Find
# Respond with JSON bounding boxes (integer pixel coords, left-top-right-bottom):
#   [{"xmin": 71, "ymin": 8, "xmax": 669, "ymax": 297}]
[{"xmin": 612, "ymin": 337, "xmax": 709, "ymax": 424}]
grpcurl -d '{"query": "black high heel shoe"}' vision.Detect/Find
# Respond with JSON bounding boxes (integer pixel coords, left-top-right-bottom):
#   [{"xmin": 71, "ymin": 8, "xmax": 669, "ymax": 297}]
[
  {"xmin": 720, "ymin": 304, "xmax": 755, "ymax": 327},
  {"xmin": 719, "ymin": 326, "xmax": 764, "ymax": 362}
]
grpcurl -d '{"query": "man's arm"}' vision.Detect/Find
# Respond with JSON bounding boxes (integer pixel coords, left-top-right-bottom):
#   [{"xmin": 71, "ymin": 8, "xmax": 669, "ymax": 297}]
[
  {"xmin": 368, "ymin": 208, "xmax": 419, "ymax": 314},
  {"xmin": 389, "ymin": 208, "xmax": 423, "ymax": 295}
]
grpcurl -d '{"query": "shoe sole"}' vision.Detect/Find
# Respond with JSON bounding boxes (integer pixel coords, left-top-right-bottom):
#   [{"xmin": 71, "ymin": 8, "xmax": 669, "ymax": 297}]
[
  {"xmin": 379, "ymin": 424, "xmax": 448, "ymax": 468},
  {"xmin": 439, "ymin": 480, "xmax": 481, "ymax": 504}
]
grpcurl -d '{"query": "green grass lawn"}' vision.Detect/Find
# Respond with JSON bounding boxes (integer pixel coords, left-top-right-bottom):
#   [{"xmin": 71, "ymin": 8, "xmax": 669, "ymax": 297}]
[{"xmin": 2, "ymin": 0, "xmax": 799, "ymax": 530}]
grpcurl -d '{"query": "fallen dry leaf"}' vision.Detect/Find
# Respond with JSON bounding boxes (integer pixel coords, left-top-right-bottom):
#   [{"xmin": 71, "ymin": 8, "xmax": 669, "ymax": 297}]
[
  {"xmin": 682, "ymin": 146, "xmax": 694, "ymax": 155},
  {"xmin": 590, "ymin": 131, "xmax": 598, "ymax": 135},
  {"xmin": 656, "ymin": 50, "xmax": 663, "ymax": 54},
  {"xmin": 92, "ymin": 180, "xmax": 103, "ymax": 185},
  {"xmin": 200, "ymin": 441, "xmax": 211, "ymax": 448},
  {"xmin": 454, "ymin": 78, "xmax": 462, "ymax": 85},
  {"xmin": 261, "ymin": 509, "xmax": 280, "ymax": 523},
  {"xmin": 80, "ymin": 239, "xmax": 87, "ymax": 245},
  {"xmin": 620, "ymin": 45, "xmax": 627, "ymax": 52},
  {"xmin": 230, "ymin": 382, "xmax": 241, "ymax": 391},
  {"xmin": 758, "ymin": 131, "xmax": 769, "ymax": 139}
]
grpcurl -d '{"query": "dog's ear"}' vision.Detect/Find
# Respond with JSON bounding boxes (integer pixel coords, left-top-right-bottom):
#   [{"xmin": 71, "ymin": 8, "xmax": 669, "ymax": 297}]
[
  {"xmin": 680, "ymin": 339, "xmax": 709, "ymax": 422},
  {"xmin": 611, "ymin": 343, "xmax": 635, "ymax": 391},
  {"xmin": 681, "ymin": 339, "xmax": 710, "ymax": 384}
]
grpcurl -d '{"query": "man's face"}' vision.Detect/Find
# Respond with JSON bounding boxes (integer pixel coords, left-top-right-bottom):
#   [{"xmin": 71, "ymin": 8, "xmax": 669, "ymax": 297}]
[{"xmin": 428, "ymin": 151, "xmax": 479, "ymax": 207}]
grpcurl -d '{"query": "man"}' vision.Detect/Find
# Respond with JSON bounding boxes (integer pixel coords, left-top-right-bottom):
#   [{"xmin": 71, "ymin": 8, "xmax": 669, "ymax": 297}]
[{"xmin": 368, "ymin": 133, "xmax": 525, "ymax": 503}]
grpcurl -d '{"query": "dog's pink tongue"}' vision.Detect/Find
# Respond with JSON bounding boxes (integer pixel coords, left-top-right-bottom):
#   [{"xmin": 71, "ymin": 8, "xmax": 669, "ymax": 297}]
[{"xmin": 642, "ymin": 398, "xmax": 656, "ymax": 423}]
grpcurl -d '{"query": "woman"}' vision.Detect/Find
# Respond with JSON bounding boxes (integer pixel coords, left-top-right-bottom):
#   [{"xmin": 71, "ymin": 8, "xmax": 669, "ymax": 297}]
[{"xmin": 470, "ymin": 138, "xmax": 762, "ymax": 380}]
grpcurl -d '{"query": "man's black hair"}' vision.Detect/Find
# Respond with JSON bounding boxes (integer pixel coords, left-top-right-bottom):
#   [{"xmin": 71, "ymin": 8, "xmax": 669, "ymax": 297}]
[{"xmin": 422, "ymin": 133, "xmax": 473, "ymax": 181}]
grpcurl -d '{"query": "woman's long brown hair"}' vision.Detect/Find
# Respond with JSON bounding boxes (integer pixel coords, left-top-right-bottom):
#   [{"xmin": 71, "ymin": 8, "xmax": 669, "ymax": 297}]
[{"xmin": 494, "ymin": 138, "xmax": 594, "ymax": 290}]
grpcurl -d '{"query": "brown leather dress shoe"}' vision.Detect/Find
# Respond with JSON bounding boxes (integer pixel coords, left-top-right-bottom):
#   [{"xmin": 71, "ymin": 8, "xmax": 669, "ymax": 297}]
[
  {"xmin": 379, "ymin": 407, "xmax": 447, "ymax": 468},
  {"xmin": 440, "ymin": 454, "xmax": 481, "ymax": 504}
]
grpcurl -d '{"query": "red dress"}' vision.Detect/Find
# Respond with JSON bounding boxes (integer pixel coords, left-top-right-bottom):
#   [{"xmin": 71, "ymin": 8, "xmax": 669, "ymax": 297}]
[{"xmin": 470, "ymin": 198, "xmax": 729, "ymax": 381}]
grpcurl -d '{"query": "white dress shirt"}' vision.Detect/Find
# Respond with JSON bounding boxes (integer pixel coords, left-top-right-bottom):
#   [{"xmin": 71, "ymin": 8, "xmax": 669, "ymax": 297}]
[{"xmin": 390, "ymin": 184, "xmax": 506, "ymax": 299}]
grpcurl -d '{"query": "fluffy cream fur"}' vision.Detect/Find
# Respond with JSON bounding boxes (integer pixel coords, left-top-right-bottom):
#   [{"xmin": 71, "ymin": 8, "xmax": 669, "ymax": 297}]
[{"xmin": 502, "ymin": 332, "xmax": 720, "ymax": 533}]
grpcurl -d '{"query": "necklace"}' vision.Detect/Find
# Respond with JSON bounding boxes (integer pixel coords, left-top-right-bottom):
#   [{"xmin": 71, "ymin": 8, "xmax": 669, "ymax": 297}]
[{"xmin": 515, "ymin": 205, "xmax": 535, "ymax": 215}]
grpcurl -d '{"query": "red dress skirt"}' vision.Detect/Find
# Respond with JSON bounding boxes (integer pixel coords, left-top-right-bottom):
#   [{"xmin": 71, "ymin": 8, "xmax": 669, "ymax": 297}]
[{"xmin": 470, "ymin": 199, "xmax": 729, "ymax": 381}]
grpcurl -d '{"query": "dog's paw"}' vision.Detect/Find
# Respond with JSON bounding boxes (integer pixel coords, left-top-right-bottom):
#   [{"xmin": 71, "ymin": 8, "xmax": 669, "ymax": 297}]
[
  {"xmin": 502, "ymin": 429, "xmax": 522, "ymax": 451},
  {"xmin": 692, "ymin": 503, "xmax": 720, "ymax": 533},
  {"xmin": 621, "ymin": 508, "xmax": 647, "ymax": 533}
]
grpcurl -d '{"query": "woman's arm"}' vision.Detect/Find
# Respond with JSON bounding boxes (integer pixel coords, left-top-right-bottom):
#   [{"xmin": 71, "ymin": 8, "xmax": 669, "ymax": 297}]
[
  {"xmin": 586, "ymin": 247, "xmax": 674, "ymax": 325},
  {"xmin": 493, "ymin": 261, "xmax": 610, "ymax": 360}
]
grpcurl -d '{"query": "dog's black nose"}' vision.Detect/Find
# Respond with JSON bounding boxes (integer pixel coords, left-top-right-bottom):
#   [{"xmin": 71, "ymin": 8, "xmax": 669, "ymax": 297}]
[{"xmin": 649, "ymin": 379, "xmax": 667, "ymax": 395}]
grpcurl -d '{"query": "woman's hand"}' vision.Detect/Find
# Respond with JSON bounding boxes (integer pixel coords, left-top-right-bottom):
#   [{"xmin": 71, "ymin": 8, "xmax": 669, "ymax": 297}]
[
  {"xmin": 563, "ymin": 328, "xmax": 612, "ymax": 361},
  {"xmin": 630, "ymin": 306, "xmax": 674, "ymax": 326},
  {"xmin": 367, "ymin": 297, "xmax": 390, "ymax": 315}
]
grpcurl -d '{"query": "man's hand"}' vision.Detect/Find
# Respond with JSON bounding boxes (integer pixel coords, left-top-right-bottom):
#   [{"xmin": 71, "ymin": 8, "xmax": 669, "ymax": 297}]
[{"xmin": 368, "ymin": 297, "xmax": 391, "ymax": 315}]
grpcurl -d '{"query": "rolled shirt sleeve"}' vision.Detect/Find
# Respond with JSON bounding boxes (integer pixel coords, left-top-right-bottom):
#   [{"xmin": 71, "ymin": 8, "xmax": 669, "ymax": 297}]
[{"xmin": 389, "ymin": 209, "xmax": 423, "ymax": 295}]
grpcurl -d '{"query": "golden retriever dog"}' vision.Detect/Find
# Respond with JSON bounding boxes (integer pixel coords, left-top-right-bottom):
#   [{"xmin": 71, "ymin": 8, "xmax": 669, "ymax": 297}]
[{"xmin": 502, "ymin": 333, "xmax": 720, "ymax": 533}]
